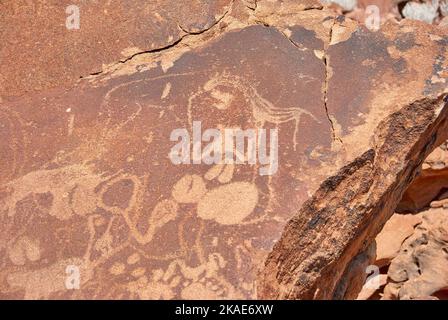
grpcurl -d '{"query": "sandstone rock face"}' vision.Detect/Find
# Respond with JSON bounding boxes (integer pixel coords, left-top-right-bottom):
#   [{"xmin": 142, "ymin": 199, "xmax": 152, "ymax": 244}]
[
  {"xmin": 384, "ymin": 208, "xmax": 448, "ymax": 299},
  {"xmin": 0, "ymin": 0, "xmax": 448, "ymax": 299},
  {"xmin": 375, "ymin": 213, "xmax": 422, "ymax": 267},
  {"xmin": 0, "ymin": 0, "xmax": 233, "ymax": 98},
  {"xmin": 397, "ymin": 141, "xmax": 448, "ymax": 212},
  {"xmin": 397, "ymin": 168, "xmax": 448, "ymax": 212},
  {"xmin": 358, "ymin": 142, "xmax": 448, "ymax": 300}
]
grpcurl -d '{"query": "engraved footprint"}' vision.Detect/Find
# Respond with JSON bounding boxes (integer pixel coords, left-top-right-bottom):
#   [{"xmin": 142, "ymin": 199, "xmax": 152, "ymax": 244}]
[{"xmin": 171, "ymin": 164, "xmax": 259, "ymax": 225}]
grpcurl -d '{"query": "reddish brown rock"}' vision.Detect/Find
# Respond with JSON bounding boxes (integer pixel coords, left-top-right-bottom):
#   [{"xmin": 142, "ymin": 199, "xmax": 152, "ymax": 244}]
[
  {"xmin": 383, "ymin": 208, "xmax": 448, "ymax": 300},
  {"xmin": 259, "ymin": 16, "xmax": 448, "ymax": 299},
  {"xmin": 0, "ymin": 0, "xmax": 232, "ymax": 99},
  {"xmin": 367, "ymin": 144, "xmax": 448, "ymax": 300},
  {"xmin": 0, "ymin": 0, "xmax": 448, "ymax": 300},
  {"xmin": 397, "ymin": 168, "xmax": 448, "ymax": 212},
  {"xmin": 375, "ymin": 213, "xmax": 422, "ymax": 267},
  {"xmin": 397, "ymin": 142, "xmax": 448, "ymax": 212}
]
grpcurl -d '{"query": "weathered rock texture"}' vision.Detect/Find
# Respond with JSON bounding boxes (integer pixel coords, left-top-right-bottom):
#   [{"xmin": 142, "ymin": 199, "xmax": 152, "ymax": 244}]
[
  {"xmin": 375, "ymin": 213, "xmax": 422, "ymax": 267},
  {"xmin": 0, "ymin": 0, "xmax": 447, "ymax": 299},
  {"xmin": 383, "ymin": 208, "xmax": 448, "ymax": 299},
  {"xmin": 357, "ymin": 142, "xmax": 448, "ymax": 300},
  {"xmin": 0, "ymin": 0, "xmax": 233, "ymax": 98}
]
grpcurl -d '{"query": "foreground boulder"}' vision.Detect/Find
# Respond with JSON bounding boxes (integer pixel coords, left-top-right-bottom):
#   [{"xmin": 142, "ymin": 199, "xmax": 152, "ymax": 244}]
[
  {"xmin": 0, "ymin": 0, "xmax": 447, "ymax": 299},
  {"xmin": 357, "ymin": 142, "xmax": 448, "ymax": 300}
]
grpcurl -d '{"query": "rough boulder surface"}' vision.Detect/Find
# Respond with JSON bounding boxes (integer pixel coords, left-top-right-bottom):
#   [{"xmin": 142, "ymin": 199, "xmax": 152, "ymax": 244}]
[
  {"xmin": 384, "ymin": 208, "xmax": 448, "ymax": 299},
  {"xmin": 0, "ymin": 0, "xmax": 447, "ymax": 299},
  {"xmin": 357, "ymin": 142, "xmax": 448, "ymax": 300}
]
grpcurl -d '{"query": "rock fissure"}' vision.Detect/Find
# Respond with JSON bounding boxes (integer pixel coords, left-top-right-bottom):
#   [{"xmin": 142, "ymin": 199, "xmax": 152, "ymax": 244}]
[
  {"xmin": 80, "ymin": 1, "xmax": 235, "ymax": 80},
  {"xmin": 323, "ymin": 18, "xmax": 343, "ymax": 144}
]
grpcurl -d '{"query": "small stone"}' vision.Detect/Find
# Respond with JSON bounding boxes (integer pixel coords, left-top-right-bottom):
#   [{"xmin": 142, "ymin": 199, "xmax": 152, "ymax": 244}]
[
  {"xmin": 322, "ymin": 0, "xmax": 357, "ymax": 11},
  {"xmin": 402, "ymin": 1, "xmax": 439, "ymax": 24}
]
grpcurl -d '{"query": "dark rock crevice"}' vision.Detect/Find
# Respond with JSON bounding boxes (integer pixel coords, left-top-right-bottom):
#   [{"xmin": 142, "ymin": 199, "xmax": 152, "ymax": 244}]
[
  {"xmin": 322, "ymin": 18, "xmax": 343, "ymax": 144},
  {"xmin": 80, "ymin": 1, "xmax": 235, "ymax": 80}
]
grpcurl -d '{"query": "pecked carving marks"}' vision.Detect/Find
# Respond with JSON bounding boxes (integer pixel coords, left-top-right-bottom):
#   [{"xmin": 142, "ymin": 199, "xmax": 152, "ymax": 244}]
[
  {"xmin": 197, "ymin": 181, "xmax": 259, "ymax": 225},
  {"xmin": 1, "ymin": 11, "xmax": 448, "ymax": 300},
  {"xmin": 0, "ymin": 23, "xmax": 333, "ymax": 299},
  {"xmin": 2, "ymin": 164, "xmax": 104, "ymax": 220},
  {"xmin": 0, "ymin": 107, "xmax": 27, "ymax": 182}
]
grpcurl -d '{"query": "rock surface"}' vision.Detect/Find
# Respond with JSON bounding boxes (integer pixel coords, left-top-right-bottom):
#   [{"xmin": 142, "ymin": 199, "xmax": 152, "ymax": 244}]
[
  {"xmin": 384, "ymin": 208, "xmax": 448, "ymax": 299},
  {"xmin": 357, "ymin": 142, "xmax": 448, "ymax": 300},
  {"xmin": 402, "ymin": 1, "xmax": 439, "ymax": 24},
  {"xmin": 0, "ymin": 0, "xmax": 233, "ymax": 98},
  {"xmin": 375, "ymin": 213, "xmax": 422, "ymax": 267},
  {"xmin": 397, "ymin": 141, "xmax": 448, "ymax": 212},
  {"xmin": 0, "ymin": 0, "xmax": 448, "ymax": 299}
]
